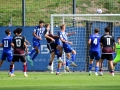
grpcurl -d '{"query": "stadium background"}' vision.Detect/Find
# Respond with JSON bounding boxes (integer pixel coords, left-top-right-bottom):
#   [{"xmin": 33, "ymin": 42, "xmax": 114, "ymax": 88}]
[{"xmin": 0, "ymin": 0, "xmax": 120, "ymax": 71}]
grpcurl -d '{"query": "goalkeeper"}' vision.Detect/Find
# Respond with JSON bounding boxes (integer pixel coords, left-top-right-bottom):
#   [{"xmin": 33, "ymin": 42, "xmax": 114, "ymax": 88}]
[{"xmin": 113, "ymin": 37, "xmax": 120, "ymax": 67}]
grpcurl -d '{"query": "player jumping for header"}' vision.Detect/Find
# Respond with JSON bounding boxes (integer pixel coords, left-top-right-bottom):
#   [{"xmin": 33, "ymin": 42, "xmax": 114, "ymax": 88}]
[
  {"xmin": 59, "ymin": 24, "xmax": 77, "ymax": 72},
  {"xmin": 44, "ymin": 23, "xmax": 63, "ymax": 75},
  {"xmin": 27, "ymin": 20, "xmax": 45, "ymax": 66}
]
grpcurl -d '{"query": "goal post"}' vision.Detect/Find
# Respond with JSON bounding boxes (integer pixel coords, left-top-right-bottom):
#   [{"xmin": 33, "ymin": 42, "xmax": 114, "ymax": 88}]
[{"xmin": 51, "ymin": 14, "xmax": 120, "ymax": 72}]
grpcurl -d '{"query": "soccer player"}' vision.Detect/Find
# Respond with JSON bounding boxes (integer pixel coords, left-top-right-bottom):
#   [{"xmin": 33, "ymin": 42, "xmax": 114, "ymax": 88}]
[
  {"xmin": 88, "ymin": 28, "xmax": 101, "ymax": 76},
  {"xmin": 0, "ymin": 29, "xmax": 17, "ymax": 68},
  {"xmin": 0, "ymin": 29, "xmax": 14, "ymax": 75},
  {"xmin": 59, "ymin": 24, "xmax": 77, "ymax": 72},
  {"xmin": 27, "ymin": 20, "xmax": 45, "ymax": 66},
  {"xmin": 44, "ymin": 23, "xmax": 63, "ymax": 75},
  {"xmin": 99, "ymin": 26, "xmax": 115, "ymax": 76},
  {"xmin": 9, "ymin": 28, "xmax": 28, "ymax": 77},
  {"xmin": 113, "ymin": 37, "xmax": 120, "ymax": 67}
]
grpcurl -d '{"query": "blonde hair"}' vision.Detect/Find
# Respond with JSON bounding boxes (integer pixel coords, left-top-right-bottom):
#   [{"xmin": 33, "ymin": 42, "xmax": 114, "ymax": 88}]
[{"xmin": 45, "ymin": 23, "xmax": 50, "ymax": 28}]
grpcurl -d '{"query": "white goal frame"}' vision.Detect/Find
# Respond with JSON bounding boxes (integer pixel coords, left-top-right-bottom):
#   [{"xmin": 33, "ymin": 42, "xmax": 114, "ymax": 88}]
[
  {"xmin": 51, "ymin": 14, "xmax": 120, "ymax": 33},
  {"xmin": 50, "ymin": 14, "xmax": 120, "ymax": 72}
]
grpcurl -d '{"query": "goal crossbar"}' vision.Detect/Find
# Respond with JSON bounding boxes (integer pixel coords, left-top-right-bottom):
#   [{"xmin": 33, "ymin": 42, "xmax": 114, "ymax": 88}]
[
  {"xmin": 51, "ymin": 14, "xmax": 120, "ymax": 34},
  {"xmin": 51, "ymin": 14, "xmax": 120, "ymax": 17}
]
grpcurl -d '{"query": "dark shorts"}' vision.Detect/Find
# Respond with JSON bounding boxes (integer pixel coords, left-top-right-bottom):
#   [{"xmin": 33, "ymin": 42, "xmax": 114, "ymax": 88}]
[
  {"xmin": 90, "ymin": 51, "xmax": 100, "ymax": 60},
  {"xmin": 47, "ymin": 42, "xmax": 57, "ymax": 53},
  {"xmin": 101, "ymin": 54, "xmax": 113, "ymax": 60},
  {"xmin": 12, "ymin": 49, "xmax": 26, "ymax": 62},
  {"xmin": 12, "ymin": 55, "xmax": 26, "ymax": 62}
]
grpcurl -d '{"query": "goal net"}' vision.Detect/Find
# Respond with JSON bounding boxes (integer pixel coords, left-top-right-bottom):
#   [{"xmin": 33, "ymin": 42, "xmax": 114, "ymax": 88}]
[{"xmin": 51, "ymin": 14, "xmax": 120, "ymax": 72}]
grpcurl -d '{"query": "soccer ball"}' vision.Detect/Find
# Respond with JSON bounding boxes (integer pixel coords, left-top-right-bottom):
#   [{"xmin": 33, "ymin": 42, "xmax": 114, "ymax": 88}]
[{"xmin": 96, "ymin": 9, "xmax": 102, "ymax": 14}]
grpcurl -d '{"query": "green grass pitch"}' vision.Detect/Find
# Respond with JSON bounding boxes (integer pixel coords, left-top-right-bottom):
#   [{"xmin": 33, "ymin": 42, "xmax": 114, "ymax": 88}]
[{"xmin": 0, "ymin": 71, "xmax": 120, "ymax": 90}]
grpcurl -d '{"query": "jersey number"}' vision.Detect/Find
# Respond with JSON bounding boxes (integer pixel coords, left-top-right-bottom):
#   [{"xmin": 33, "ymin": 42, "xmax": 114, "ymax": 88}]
[
  {"xmin": 107, "ymin": 38, "xmax": 110, "ymax": 45},
  {"xmin": 4, "ymin": 40, "xmax": 8, "ymax": 47},
  {"xmin": 93, "ymin": 38, "xmax": 97, "ymax": 45},
  {"xmin": 16, "ymin": 39, "xmax": 21, "ymax": 47}
]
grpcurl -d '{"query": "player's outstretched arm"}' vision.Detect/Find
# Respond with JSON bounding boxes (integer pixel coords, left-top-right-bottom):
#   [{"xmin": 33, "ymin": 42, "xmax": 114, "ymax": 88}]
[
  {"xmin": 67, "ymin": 32, "xmax": 76, "ymax": 36},
  {"xmin": 52, "ymin": 35, "xmax": 59, "ymax": 39},
  {"xmin": 60, "ymin": 37, "xmax": 72, "ymax": 45},
  {"xmin": 44, "ymin": 34, "xmax": 55, "ymax": 42}
]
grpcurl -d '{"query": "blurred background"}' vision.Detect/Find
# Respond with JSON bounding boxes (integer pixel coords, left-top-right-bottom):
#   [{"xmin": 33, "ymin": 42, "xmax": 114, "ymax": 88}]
[{"xmin": 0, "ymin": 0, "xmax": 120, "ymax": 26}]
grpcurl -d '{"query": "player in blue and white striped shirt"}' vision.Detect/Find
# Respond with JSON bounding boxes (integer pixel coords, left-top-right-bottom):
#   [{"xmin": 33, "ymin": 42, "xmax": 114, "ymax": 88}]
[
  {"xmin": 27, "ymin": 20, "xmax": 45, "ymax": 66},
  {"xmin": 59, "ymin": 24, "xmax": 77, "ymax": 72}
]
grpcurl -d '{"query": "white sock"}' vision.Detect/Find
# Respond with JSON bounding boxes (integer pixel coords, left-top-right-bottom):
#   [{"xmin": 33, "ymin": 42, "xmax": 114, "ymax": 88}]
[
  {"xmin": 24, "ymin": 72, "xmax": 27, "ymax": 74},
  {"xmin": 59, "ymin": 57, "xmax": 61, "ymax": 59},
  {"xmin": 66, "ymin": 66, "xmax": 69, "ymax": 68}
]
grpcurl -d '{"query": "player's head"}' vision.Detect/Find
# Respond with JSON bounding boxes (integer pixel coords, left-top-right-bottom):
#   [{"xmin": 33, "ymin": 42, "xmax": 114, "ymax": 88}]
[
  {"xmin": 45, "ymin": 23, "xmax": 50, "ymax": 30},
  {"xmin": 13, "ymin": 29, "xmax": 17, "ymax": 35},
  {"xmin": 94, "ymin": 28, "xmax": 99, "ymax": 33},
  {"xmin": 5, "ymin": 29, "xmax": 11, "ymax": 35},
  {"xmin": 105, "ymin": 26, "xmax": 110, "ymax": 33},
  {"xmin": 39, "ymin": 20, "xmax": 44, "ymax": 28},
  {"xmin": 117, "ymin": 37, "xmax": 120, "ymax": 43},
  {"xmin": 60, "ymin": 24, "xmax": 66, "ymax": 31},
  {"xmin": 16, "ymin": 28, "xmax": 23, "ymax": 34}
]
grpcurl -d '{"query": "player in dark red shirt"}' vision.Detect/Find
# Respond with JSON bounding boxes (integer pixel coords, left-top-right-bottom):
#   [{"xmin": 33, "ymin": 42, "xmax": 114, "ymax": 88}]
[
  {"xmin": 99, "ymin": 26, "xmax": 115, "ymax": 76},
  {"xmin": 9, "ymin": 28, "xmax": 28, "ymax": 77},
  {"xmin": 44, "ymin": 23, "xmax": 63, "ymax": 75}
]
